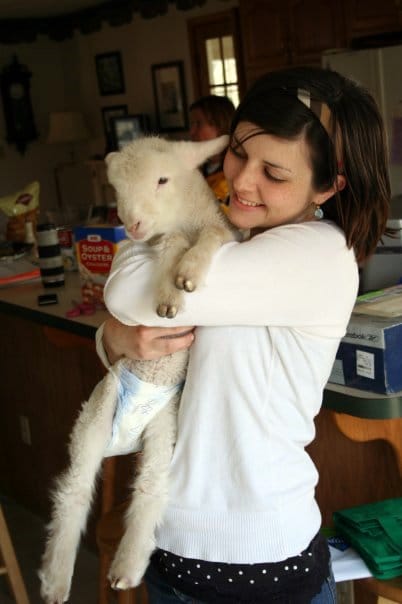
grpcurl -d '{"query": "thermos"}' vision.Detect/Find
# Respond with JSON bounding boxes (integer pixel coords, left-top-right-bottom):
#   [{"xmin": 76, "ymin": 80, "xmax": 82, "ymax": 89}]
[{"xmin": 36, "ymin": 223, "xmax": 65, "ymax": 287}]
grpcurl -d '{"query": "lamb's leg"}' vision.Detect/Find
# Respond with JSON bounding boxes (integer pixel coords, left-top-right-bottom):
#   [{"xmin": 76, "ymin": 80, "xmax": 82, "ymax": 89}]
[
  {"xmin": 108, "ymin": 394, "xmax": 178, "ymax": 590},
  {"xmin": 39, "ymin": 369, "xmax": 119, "ymax": 604},
  {"xmin": 175, "ymin": 224, "xmax": 234, "ymax": 292},
  {"xmin": 154, "ymin": 232, "xmax": 191, "ymax": 318}
]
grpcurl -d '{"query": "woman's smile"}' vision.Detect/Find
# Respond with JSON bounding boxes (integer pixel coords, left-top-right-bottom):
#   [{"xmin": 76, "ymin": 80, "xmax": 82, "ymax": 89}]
[{"xmin": 232, "ymin": 193, "xmax": 265, "ymax": 210}]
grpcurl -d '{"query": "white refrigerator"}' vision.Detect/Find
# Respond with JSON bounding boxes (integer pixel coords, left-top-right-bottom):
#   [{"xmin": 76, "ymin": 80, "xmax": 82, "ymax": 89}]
[{"xmin": 322, "ymin": 45, "xmax": 402, "ymax": 198}]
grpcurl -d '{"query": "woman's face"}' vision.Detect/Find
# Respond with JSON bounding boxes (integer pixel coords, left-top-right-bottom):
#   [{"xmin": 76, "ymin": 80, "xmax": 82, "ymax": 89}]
[
  {"xmin": 189, "ymin": 108, "xmax": 220, "ymax": 142},
  {"xmin": 224, "ymin": 121, "xmax": 333, "ymax": 231}
]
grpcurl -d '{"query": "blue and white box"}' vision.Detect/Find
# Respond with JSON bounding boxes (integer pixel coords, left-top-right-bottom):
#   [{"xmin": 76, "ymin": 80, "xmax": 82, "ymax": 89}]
[{"xmin": 329, "ymin": 314, "xmax": 402, "ymax": 394}]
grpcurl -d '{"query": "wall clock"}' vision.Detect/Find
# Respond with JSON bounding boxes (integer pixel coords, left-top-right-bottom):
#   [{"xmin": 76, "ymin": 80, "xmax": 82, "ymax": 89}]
[{"xmin": 0, "ymin": 55, "xmax": 38, "ymax": 154}]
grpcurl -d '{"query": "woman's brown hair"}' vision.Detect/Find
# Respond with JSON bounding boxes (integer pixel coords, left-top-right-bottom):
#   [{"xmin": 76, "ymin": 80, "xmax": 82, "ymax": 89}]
[{"xmin": 231, "ymin": 66, "xmax": 391, "ymax": 264}]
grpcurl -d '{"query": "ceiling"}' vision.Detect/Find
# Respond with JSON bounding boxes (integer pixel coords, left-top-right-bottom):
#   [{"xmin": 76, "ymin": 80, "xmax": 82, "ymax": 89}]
[
  {"xmin": 0, "ymin": 0, "xmax": 210, "ymax": 43},
  {"xmin": 0, "ymin": 0, "xmax": 107, "ymax": 19}
]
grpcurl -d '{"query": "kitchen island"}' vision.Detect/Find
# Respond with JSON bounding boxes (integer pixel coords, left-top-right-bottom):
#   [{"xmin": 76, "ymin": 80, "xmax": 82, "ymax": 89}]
[
  {"xmin": 0, "ymin": 273, "xmax": 108, "ymax": 518},
  {"xmin": 0, "ymin": 271, "xmax": 108, "ymax": 338},
  {"xmin": 1, "ymin": 273, "xmax": 401, "ymax": 542}
]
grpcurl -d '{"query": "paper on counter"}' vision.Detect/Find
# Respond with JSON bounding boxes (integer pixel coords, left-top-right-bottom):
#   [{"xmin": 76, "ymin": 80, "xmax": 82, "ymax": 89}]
[
  {"xmin": 330, "ymin": 544, "xmax": 372, "ymax": 583},
  {"xmin": 354, "ymin": 284, "xmax": 402, "ymax": 318}
]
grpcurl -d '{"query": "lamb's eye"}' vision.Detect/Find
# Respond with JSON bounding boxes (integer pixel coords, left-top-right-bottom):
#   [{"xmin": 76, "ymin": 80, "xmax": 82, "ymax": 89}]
[{"xmin": 158, "ymin": 177, "xmax": 168, "ymax": 185}]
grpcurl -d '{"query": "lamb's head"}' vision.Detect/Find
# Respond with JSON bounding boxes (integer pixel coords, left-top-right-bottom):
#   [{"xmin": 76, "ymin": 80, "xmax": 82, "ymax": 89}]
[{"xmin": 105, "ymin": 134, "xmax": 229, "ymax": 241}]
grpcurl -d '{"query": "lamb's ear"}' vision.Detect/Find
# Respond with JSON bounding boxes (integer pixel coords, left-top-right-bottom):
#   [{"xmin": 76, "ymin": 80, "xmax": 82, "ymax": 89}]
[
  {"xmin": 174, "ymin": 135, "xmax": 230, "ymax": 170},
  {"xmin": 104, "ymin": 152, "xmax": 118, "ymax": 167},
  {"xmin": 104, "ymin": 152, "xmax": 120, "ymax": 184}
]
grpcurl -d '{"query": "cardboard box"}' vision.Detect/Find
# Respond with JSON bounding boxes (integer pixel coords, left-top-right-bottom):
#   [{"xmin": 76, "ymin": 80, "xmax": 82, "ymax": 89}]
[
  {"xmin": 74, "ymin": 224, "xmax": 127, "ymax": 306},
  {"xmin": 328, "ymin": 314, "xmax": 402, "ymax": 394}
]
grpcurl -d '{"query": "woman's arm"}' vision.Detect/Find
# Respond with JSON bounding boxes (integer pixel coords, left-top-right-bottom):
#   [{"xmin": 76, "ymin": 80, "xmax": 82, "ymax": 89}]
[
  {"xmin": 96, "ymin": 318, "xmax": 195, "ymax": 368},
  {"xmin": 104, "ymin": 222, "xmax": 358, "ymax": 332}
]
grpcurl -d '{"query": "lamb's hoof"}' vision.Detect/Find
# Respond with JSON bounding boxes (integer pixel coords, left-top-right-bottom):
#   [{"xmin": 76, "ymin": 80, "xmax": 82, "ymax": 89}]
[
  {"xmin": 40, "ymin": 583, "xmax": 69, "ymax": 604},
  {"xmin": 184, "ymin": 280, "xmax": 195, "ymax": 292},
  {"xmin": 175, "ymin": 276, "xmax": 184, "ymax": 290},
  {"xmin": 175, "ymin": 275, "xmax": 195, "ymax": 292},
  {"xmin": 157, "ymin": 304, "xmax": 178, "ymax": 318},
  {"xmin": 39, "ymin": 569, "xmax": 70, "ymax": 603},
  {"xmin": 111, "ymin": 577, "xmax": 132, "ymax": 590},
  {"xmin": 109, "ymin": 569, "xmax": 142, "ymax": 591}
]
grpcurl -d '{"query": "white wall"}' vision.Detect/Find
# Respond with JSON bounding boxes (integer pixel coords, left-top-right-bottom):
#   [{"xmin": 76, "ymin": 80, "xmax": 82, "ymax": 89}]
[
  {"xmin": 0, "ymin": 0, "xmax": 238, "ymax": 216},
  {"xmin": 0, "ymin": 36, "xmax": 76, "ymax": 213}
]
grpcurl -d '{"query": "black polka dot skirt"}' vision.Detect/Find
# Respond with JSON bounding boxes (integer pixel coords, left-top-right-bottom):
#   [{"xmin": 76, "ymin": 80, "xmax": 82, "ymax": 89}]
[{"xmin": 150, "ymin": 531, "xmax": 330, "ymax": 603}]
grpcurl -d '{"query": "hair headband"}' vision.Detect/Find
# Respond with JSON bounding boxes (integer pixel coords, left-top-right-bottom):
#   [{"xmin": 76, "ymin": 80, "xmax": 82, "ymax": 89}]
[
  {"xmin": 296, "ymin": 88, "xmax": 343, "ymax": 173},
  {"xmin": 296, "ymin": 88, "xmax": 332, "ymax": 136}
]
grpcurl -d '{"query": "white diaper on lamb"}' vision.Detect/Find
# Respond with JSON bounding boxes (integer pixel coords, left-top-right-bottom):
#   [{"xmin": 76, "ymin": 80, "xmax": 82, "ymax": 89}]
[{"xmin": 39, "ymin": 134, "xmax": 237, "ymax": 603}]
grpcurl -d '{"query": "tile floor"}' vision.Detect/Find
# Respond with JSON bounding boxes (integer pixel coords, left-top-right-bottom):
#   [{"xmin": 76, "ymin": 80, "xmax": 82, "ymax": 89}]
[{"xmin": 0, "ymin": 494, "xmax": 99, "ymax": 604}]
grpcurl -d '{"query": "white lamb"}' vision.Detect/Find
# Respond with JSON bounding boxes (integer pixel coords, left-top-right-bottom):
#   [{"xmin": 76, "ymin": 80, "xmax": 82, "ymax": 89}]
[{"xmin": 39, "ymin": 134, "xmax": 236, "ymax": 603}]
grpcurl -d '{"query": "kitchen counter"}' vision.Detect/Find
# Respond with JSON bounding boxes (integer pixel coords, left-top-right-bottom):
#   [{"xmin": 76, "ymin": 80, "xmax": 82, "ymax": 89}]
[
  {"xmin": 0, "ymin": 273, "xmax": 107, "ymax": 516},
  {"xmin": 1, "ymin": 274, "xmax": 401, "ymax": 536},
  {"xmin": 324, "ymin": 382, "xmax": 402, "ymax": 419},
  {"xmin": 3, "ymin": 273, "xmax": 402, "ymax": 419},
  {"xmin": 0, "ymin": 271, "xmax": 109, "ymax": 338}
]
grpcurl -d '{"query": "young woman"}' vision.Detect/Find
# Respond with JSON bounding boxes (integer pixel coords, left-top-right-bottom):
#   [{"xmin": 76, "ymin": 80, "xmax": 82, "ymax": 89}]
[
  {"xmin": 98, "ymin": 66, "xmax": 390, "ymax": 603},
  {"xmin": 189, "ymin": 95, "xmax": 235, "ymax": 201}
]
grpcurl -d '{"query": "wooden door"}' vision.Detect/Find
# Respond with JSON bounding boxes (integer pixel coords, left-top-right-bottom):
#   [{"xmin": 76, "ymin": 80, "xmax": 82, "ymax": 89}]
[{"xmin": 187, "ymin": 8, "xmax": 245, "ymax": 102}]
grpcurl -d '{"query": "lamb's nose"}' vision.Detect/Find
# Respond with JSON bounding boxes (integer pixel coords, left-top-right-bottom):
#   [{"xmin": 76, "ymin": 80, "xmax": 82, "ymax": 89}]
[{"xmin": 128, "ymin": 221, "xmax": 140, "ymax": 236}]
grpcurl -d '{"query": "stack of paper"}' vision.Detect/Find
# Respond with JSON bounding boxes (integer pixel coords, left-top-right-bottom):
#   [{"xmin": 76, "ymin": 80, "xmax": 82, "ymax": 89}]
[
  {"xmin": 0, "ymin": 258, "xmax": 40, "ymax": 287},
  {"xmin": 354, "ymin": 285, "xmax": 402, "ymax": 318}
]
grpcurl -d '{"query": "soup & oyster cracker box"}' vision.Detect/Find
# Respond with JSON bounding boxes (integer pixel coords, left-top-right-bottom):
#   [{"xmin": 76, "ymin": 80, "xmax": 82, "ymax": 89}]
[{"xmin": 74, "ymin": 224, "xmax": 127, "ymax": 306}]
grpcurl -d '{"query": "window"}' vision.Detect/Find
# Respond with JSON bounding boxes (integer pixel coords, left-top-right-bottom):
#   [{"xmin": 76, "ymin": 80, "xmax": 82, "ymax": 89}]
[
  {"xmin": 206, "ymin": 35, "xmax": 239, "ymax": 105},
  {"xmin": 187, "ymin": 9, "xmax": 245, "ymax": 106}
]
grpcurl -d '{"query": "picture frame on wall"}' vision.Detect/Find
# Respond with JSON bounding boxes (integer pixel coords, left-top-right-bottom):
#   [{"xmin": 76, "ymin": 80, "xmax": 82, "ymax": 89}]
[
  {"xmin": 102, "ymin": 104, "xmax": 128, "ymax": 151},
  {"xmin": 111, "ymin": 114, "xmax": 150, "ymax": 150},
  {"xmin": 95, "ymin": 51, "xmax": 125, "ymax": 96},
  {"xmin": 151, "ymin": 61, "xmax": 188, "ymax": 132}
]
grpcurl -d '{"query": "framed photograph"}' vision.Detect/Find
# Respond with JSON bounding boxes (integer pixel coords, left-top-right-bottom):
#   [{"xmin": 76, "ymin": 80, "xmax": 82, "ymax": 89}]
[
  {"xmin": 102, "ymin": 104, "xmax": 128, "ymax": 151},
  {"xmin": 151, "ymin": 61, "xmax": 188, "ymax": 132},
  {"xmin": 111, "ymin": 114, "xmax": 150, "ymax": 150},
  {"xmin": 95, "ymin": 51, "xmax": 125, "ymax": 96}
]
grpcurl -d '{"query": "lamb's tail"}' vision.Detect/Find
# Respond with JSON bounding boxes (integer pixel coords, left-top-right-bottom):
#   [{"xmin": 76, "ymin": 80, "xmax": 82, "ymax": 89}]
[{"xmin": 39, "ymin": 370, "xmax": 119, "ymax": 603}]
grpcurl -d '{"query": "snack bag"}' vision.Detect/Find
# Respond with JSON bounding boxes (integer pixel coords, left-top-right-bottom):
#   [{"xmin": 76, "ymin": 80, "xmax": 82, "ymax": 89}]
[{"xmin": 0, "ymin": 181, "xmax": 40, "ymax": 242}]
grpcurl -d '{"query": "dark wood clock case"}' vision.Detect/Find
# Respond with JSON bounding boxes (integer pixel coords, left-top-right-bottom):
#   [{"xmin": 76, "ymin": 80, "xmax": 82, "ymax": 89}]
[{"xmin": 0, "ymin": 55, "xmax": 38, "ymax": 154}]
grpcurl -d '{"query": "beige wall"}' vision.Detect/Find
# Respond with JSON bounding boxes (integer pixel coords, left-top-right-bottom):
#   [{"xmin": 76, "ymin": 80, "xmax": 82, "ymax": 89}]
[
  {"xmin": 0, "ymin": 0, "xmax": 238, "ymax": 217},
  {"xmin": 0, "ymin": 37, "xmax": 75, "ymax": 214}
]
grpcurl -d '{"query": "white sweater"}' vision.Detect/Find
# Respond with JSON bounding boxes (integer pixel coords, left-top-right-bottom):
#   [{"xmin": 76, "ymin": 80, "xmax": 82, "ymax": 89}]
[{"xmin": 102, "ymin": 220, "xmax": 358, "ymax": 564}]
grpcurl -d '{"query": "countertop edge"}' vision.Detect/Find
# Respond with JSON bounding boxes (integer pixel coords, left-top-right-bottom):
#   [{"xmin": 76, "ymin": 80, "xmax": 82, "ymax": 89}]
[
  {"xmin": 323, "ymin": 383, "xmax": 402, "ymax": 419},
  {"xmin": 0, "ymin": 298, "xmax": 98, "ymax": 339}
]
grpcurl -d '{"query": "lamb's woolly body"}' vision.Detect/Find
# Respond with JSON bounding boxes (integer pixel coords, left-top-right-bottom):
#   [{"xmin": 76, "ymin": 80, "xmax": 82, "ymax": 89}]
[{"xmin": 39, "ymin": 135, "xmax": 235, "ymax": 603}]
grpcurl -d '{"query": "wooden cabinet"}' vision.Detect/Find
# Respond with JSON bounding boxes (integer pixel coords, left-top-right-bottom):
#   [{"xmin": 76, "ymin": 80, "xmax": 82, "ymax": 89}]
[
  {"xmin": 345, "ymin": 0, "xmax": 402, "ymax": 40},
  {"xmin": 239, "ymin": 0, "xmax": 346, "ymax": 85},
  {"xmin": 307, "ymin": 408, "xmax": 402, "ymax": 528},
  {"xmin": 239, "ymin": 0, "xmax": 289, "ymax": 83},
  {"xmin": 289, "ymin": 0, "xmax": 345, "ymax": 65},
  {"xmin": 0, "ymin": 315, "xmax": 105, "ymax": 517},
  {"xmin": 238, "ymin": 0, "xmax": 402, "ymax": 87},
  {"xmin": 0, "ymin": 284, "xmax": 140, "ymax": 550}
]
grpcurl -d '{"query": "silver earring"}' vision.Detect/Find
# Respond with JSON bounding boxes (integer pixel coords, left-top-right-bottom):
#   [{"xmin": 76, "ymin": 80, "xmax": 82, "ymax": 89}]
[{"xmin": 314, "ymin": 205, "xmax": 324, "ymax": 220}]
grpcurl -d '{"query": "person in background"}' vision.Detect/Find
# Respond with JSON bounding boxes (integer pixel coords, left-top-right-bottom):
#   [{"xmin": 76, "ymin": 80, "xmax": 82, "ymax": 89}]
[
  {"xmin": 98, "ymin": 66, "xmax": 391, "ymax": 603},
  {"xmin": 189, "ymin": 94, "xmax": 235, "ymax": 201}
]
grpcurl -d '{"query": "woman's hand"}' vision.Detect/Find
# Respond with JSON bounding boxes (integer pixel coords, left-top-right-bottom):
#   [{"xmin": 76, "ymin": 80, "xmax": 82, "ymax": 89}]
[{"xmin": 102, "ymin": 317, "xmax": 195, "ymax": 364}]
